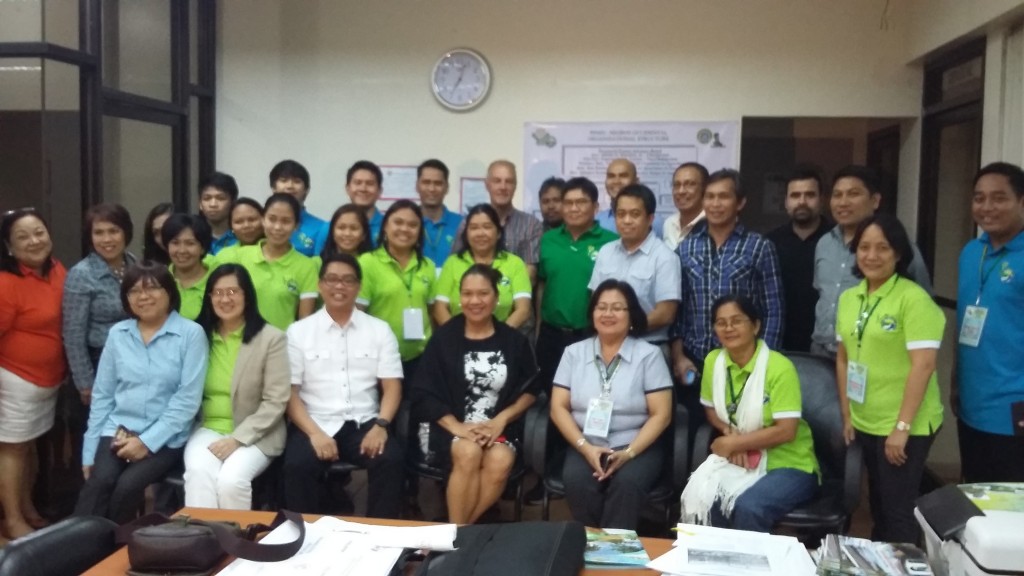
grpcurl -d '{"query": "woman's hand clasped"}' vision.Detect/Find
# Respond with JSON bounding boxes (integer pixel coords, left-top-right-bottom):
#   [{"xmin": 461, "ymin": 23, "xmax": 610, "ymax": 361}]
[
  {"xmin": 208, "ymin": 437, "xmax": 242, "ymax": 461},
  {"xmin": 114, "ymin": 436, "xmax": 151, "ymax": 462}
]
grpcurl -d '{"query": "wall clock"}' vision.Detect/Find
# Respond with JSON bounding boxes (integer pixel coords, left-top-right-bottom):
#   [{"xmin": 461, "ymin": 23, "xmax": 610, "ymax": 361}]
[{"xmin": 431, "ymin": 48, "xmax": 491, "ymax": 112}]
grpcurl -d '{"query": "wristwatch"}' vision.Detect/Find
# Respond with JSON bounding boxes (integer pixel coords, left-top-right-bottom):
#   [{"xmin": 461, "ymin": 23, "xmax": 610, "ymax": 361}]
[
  {"xmin": 895, "ymin": 420, "xmax": 911, "ymax": 432},
  {"xmin": 374, "ymin": 418, "xmax": 390, "ymax": 429}
]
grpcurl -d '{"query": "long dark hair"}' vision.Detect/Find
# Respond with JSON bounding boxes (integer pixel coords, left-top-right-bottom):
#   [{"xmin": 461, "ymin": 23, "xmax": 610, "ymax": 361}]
[
  {"xmin": 323, "ymin": 203, "xmax": 372, "ymax": 258},
  {"xmin": 196, "ymin": 264, "xmax": 268, "ymax": 344},
  {"xmin": 0, "ymin": 208, "xmax": 55, "ymax": 278},
  {"xmin": 143, "ymin": 203, "xmax": 175, "ymax": 264},
  {"xmin": 379, "ymin": 199, "xmax": 425, "ymax": 269},
  {"xmin": 458, "ymin": 203, "xmax": 506, "ymax": 259}
]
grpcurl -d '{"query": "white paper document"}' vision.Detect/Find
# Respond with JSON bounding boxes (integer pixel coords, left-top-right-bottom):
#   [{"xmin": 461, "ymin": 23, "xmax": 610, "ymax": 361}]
[
  {"xmin": 313, "ymin": 516, "xmax": 457, "ymax": 551},
  {"xmin": 647, "ymin": 524, "xmax": 815, "ymax": 576}
]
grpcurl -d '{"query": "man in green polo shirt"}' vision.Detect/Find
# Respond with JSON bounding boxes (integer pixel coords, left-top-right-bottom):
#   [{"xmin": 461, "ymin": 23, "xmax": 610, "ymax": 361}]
[{"xmin": 536, "ymin": 176, "xmax": 619, "ymax": 392}]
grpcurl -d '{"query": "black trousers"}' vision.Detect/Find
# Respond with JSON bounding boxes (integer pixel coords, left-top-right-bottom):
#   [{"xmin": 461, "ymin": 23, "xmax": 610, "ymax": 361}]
[
  {"xmin": 74, "ymin": 437, "xmax": 183, "ymax": 524},
  {"xmin": 857, "ymin": 430, "xmax": 935, "ymax": 544},
  {"xmin": 562, "ymin": 443, "xmax": 663, "ymax": 530},
  {"xmin": 282, "ymin": 421, "xmax": 403, "ymax": 519},
  {"xmin": 958, "ymin": 419, "xmax": 1024, "ymax": 483},
  {"xmin": 536, "ymin": 323, "xmax": 588, "ymax": 394},
  {"xmin": 674, "ymin": 353, "xmax": 706, "ymax": 471}
]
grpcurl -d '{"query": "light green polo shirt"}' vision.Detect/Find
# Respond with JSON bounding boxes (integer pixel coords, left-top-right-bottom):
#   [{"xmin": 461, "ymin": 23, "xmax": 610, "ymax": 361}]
[
  {"xmin": 170, "ymin": 262, "xmax": 213, "ymax": 321},
  {"xmin": 700, "ymin": 342, "xmax": 819, "ymax": 477},
  {"xmin": 202, "ymin": 326, "xmax": 243, "ymax": 434},
  {"xmin": 537, "ymin": 223, "xmax": 619, "ymax": 329},
  {"xmin": 836, "ymin": 274, "xmax": 945, "ymax": 436},
  {"xmin": 435, "ymin": 250, "xmax": 531, "ymax": 322},
  {"xmin": 216, "ymin": 241, "xmax": 318, "ymax": 331},
  {"xmin": 357, "ymin": 248, "xmax": 436, "ymax": 361}
]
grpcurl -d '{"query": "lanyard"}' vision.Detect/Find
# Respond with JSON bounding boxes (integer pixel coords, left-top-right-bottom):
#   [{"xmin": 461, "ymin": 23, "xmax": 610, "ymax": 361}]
[
  {"xmin": 594, "ymin": 340, "xmax": 622, "ymax": 398},
  {"xmin": 726, "ymin": 369, "xmax": 748, "ymax": 424},
  {"xmin": 976, "ymin": 244, "xmax": 1007, "ymax": 305},
  {"xmin": 425, "ymin": 220, "xmax": 446, "ymax": 250},
  {"xmin": 389, "ymin": 253, "xmax": 418, "ymax": 298},
  {"xmin": 854, "ymin": 276, "xmax": 898, "ymax": 355}
]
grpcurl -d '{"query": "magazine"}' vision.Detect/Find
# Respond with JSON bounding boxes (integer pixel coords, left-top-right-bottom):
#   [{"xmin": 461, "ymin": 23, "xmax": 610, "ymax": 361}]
[{"xmin": 584, "ymin": 528, "xmax": 650, "ymax": 567}]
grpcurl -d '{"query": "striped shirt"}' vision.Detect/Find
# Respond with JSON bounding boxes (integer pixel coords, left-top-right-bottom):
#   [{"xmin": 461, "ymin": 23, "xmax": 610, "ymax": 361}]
[{"xmin": 671, "ymin": 223, "xmax": 784, "ymax": 362}]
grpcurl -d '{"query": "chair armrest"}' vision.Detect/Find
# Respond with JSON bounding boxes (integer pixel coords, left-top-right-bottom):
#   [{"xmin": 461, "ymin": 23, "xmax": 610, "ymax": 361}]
[
  {"xmin": 690, "ymin": 423, "xmax": 716, "ymax": 474},
  {"xmin": 671, "ymin": 405, "xmax": 690, "ymax": 493},
  {"xmin": 841, "ymin": 439, "xmax": 863, "ymax": 516},
  {"xmin": 522, "ymin": 400, "xmax": 549, "ymax": 475}
]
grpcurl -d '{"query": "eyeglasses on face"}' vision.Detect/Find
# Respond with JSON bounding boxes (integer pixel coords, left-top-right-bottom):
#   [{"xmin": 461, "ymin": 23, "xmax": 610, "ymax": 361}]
[
  {"xmin": 321, "ymin": 274, "xmax": 359, "ymax": 287},
  {"xmin": 127, "ymin": 285, "xmax": 165, "ymax": 299},
  {"xmin": 713, "ymin": 317, "xmax": 751, "ymax": 330},
  {"xmin": 211, "ymin": 287, "xmax": 242, "ymax": 299},
  {"xmin": 595, "ymin": 304, "xmax": 629, "ymax": 314}
]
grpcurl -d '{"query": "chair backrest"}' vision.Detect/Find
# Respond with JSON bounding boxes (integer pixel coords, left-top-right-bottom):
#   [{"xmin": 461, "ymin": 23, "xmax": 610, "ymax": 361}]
[
  {"xmin": 0, "ymin": 516, "xmax": 119, "ymax": 576},
  {"xmin": 787, "ymin": 352, "xmax": 844, "ymax": 483}
]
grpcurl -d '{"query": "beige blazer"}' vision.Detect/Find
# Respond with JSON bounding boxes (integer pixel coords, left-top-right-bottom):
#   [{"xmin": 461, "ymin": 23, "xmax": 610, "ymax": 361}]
[{"xmin": 223, "ymin": 325, "xmax": 290, "ymax": 457}]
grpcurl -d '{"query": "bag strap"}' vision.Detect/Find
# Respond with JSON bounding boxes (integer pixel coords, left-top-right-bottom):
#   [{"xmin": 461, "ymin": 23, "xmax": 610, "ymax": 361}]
[{"xmin": 115, "ymin": 510, "xmax": 306, "ymax": 563}]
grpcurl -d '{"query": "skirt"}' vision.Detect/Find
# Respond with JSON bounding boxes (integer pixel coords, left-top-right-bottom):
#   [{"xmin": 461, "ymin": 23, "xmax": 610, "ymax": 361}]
[{"xmin": 0, "ymin": 366, "xmax": 59, "ymax": 443}]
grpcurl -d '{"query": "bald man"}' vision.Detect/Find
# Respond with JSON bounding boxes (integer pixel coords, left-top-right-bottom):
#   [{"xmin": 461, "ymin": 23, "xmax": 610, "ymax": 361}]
[{"xmin": 596, "ymin": 158, "xmax": 664, "ymax": 239}]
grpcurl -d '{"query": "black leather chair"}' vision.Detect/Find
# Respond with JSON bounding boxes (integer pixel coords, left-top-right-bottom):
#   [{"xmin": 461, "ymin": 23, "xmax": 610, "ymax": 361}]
[
  {"xmin": 526, "ymin": 403, "xmax": 689, "ymax": 530},
  {"xmin": 689, "ymin": 351, "xmax": 862, "ymax": 536},
  {"xmin": 0, "ymin": 516, "xmax": 119, "ymax": 576}
]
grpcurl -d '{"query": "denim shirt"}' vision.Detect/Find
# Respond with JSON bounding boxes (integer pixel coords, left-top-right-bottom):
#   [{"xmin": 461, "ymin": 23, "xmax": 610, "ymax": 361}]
[{"xmin": 82, "ymin": 311, "xmax": 208, "ymax": 466}]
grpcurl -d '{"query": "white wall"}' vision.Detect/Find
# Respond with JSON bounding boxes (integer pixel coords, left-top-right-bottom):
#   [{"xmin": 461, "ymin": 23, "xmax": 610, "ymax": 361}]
[
  {"xmin": 216, "ymin": 0, "xmax": 923, "ymax": 219},
  {"xmin": 904, "ymin": 0, "xmax": 1024, "ymax": 61}
]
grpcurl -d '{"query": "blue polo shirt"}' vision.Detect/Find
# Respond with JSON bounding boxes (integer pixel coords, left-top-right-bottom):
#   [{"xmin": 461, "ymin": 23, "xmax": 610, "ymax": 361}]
[
  {"xmin": 956, "ymin": 231, "xmax": 1024, "ymax": 435},
  {"xmin": 422, "ymin": 207, "xmax": 463, "ymax": 266},
  {"xmin": 290, "ymin": 208, "xmax": 329, "ymax": 257},
  {"xmin": 209, "ymin": 230, "xmax": 238, "ymax": 256},
  {"xmin": 369, "ymin": 209, "xmax": 383, "ymax": 247}
]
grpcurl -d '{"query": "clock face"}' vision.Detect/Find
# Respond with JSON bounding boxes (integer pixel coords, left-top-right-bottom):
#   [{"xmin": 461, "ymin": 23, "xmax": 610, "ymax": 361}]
[{"xmin": 431, "ymin": 49, "xmax": 491, "ymax": 111}]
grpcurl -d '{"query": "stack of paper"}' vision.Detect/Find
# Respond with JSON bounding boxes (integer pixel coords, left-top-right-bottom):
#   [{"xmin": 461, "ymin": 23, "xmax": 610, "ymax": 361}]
[
  {"xmin": 646, "ymin": 523, "xmax": 816, "ymax": 576},
  {"xmin": 218, "ymin": 517, "xmax": 458, "ymax": 576}
]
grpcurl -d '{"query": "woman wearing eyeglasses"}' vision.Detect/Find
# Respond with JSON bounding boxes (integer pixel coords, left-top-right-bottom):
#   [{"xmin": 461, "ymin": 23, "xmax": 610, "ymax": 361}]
[
  {"xmin": 548, "ymin": 279, "xmax": 673, "ymax": 530},
  {"xmin": 680, "ymin": 294, "xmax": 819, "ymax": 532},
  {"xmin": 75, "ymin": 263, "xmax": 208, "ymax": 523},
  {"xmin": 0, "ymin": 208, "xmax": 66, "ymax": 539},
  {"xmin": 183, "ymin": 264, "xmax": 290, "ymax": 510}
]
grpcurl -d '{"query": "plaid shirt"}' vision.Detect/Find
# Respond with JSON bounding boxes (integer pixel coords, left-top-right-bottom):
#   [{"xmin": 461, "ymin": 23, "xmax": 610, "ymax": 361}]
[{"xmin": 671, "ymin": 223, "xmax": 784, "ymax": 362}]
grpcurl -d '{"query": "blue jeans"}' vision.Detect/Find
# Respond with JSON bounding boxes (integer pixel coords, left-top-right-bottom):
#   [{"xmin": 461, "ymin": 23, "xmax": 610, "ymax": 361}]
[{"xmin": 710, "ymin": 468, "xmax": 818, "ymax": 532}]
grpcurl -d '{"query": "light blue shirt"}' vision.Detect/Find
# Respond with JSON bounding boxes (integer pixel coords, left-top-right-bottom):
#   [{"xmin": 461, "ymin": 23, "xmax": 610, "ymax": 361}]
[
  {"xmin": 82, "ymin": 311, "xmax": 209, "ymax": 466},
  {"xmin": 422, "ymin": 207, "xmax": 463, "ymax": 266},
  {"xmin": 209, "ymin": 230, "xmax": 238, "ymax": 256},
  {"xmin": 588, "ymin": 231, "xmax": 682, "ymax": 343},
  {"xmin": 290, "ymin": 208, "xmax": 329, "ymax": 257}
]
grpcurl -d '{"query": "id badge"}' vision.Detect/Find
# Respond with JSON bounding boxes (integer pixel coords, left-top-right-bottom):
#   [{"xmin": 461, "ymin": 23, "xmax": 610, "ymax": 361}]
[
  {"xmin": 847, "ymin": 361, "xmax": 867, "ymax": 404},
  {"xmin": 959, "ymin": 305, "xmax": 988, "ymax": 347},
  {"xmin": 583, "ymin": 397, "xmax": 614, "ymax": 438},
  {"xmin": 402, "ymin": 307, "xmax": 425, "ymax": 340}
]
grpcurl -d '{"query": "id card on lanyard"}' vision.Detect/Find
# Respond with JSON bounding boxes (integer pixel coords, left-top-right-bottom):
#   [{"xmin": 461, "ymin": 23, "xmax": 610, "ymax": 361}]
[
  {"xmin": 583, "ymin": 340, "xmax": 620, "ymax": 439},
  {"xmin": 959, "ymin": 245, "xmax": 1002, "ymax": 347},
  {"xmin": 396, "ymin": 258, "xmax": 426, "ymax": 341},
  {"xmin": 847, "ymin": 283, "xmax": 889, "ymax": 404}
]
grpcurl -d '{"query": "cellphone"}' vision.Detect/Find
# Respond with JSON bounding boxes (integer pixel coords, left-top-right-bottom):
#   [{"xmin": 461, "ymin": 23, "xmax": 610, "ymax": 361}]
[{"xmin": 1012, "ymin": 401, "xmax": 1024, "ymax": 437}]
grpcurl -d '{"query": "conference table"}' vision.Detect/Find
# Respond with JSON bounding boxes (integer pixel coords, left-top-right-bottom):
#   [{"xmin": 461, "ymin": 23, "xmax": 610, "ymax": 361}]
[{"xmin": 84, "ymin": 507, "xmax": 675, "ymax": 575}]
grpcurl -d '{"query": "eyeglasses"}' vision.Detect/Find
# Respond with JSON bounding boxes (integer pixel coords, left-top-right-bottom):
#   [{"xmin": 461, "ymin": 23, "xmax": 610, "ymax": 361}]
[
  {"xmin": 127, "ymin": 285, "xmax": 165, "ymax": 299},
  {"xmin": 211, "ymin": 287, "xmax": 242, "ymax": 299},
  {"xmin": 595, "ymin": 304, "xmax": 629, "ymax": 314},
  {"xmin": 321, "ymin": 274, "xmax": 359, "ymax": 287},
  {"xmin": 713, "ymin": 317, "xmax": 751, "ymax": 330},
  {"xmin": 562, "ymin": 198, "xmax": 591, "ymax": 209}
]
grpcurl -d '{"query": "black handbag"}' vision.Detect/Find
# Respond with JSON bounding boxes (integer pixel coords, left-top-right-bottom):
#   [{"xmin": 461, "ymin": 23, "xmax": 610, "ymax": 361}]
[
  {"xmin": 116, "ymin": 510, "xmax": 305, "ymax": 576},
  {"xmin": 414, "ymin": 521, "xmax": 586, "ymax": 576}
]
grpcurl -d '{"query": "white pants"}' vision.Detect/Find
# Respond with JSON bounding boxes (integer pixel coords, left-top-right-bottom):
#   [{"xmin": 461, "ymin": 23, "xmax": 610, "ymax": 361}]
[{"xmin": 183, "ymin": 426, "xmax": 272, "ymax": 510}]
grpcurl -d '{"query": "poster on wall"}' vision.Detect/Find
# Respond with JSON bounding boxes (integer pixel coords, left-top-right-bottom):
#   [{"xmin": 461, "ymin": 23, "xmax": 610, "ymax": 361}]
[{"xmin": 522, "ymin": 121, "xmax": 740, "ymax": 218}]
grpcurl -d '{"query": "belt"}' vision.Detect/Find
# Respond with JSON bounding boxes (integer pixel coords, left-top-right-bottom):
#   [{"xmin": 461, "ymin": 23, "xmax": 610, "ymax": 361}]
[{"xmin": 540, "ymin": 322, "xmax": 587, "ymax": 336}]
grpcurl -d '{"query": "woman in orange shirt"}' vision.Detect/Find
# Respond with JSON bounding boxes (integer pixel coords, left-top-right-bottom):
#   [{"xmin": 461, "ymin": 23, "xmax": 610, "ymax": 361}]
[{"xmin": 0, "ymin": 208, "xmax": 67, "ymax": 540}]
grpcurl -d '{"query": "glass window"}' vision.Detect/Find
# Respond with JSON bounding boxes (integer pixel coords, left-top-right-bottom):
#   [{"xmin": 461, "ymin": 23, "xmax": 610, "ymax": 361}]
[
  {"xmin": 0, "ymin": 2, "xmax": 42, "ymax": 42},
  {"xmin": 0, "ymin": 58, "xmax": 44, "ymax": 216},
  {"xmin": 189, "ymin": 96, "xmax": 200, "ymax": 214},
  {"xmin": 43, "ymin": 61, "xmax": 82, "ymax": 263},
  {"xmin": 102, "ymin": 0, "xmax": 172, "ymax": 101},
  {"xmin": 189, "ymin": 0, "xmax": 199, "ymax": 85},
  {"xmin": 43, "ymin": 0, "xmax": 80, "ymax": 50}
]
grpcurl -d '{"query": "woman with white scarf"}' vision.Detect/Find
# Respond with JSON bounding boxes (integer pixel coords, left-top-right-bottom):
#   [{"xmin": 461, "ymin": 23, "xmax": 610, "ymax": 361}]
[{"xmin": 681, "ymin": 295, "xmax": 819, "ymax": 532}]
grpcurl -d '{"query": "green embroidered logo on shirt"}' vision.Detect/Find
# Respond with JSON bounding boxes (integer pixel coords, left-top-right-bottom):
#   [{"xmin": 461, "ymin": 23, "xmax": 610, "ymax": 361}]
[
  {"xmin": 286, "ymin": 279, "xmax": 298, "ymax": 294},
  {"xmin": 1001, "ymin": 262, "xmax": 1014, "ymax": 284},
  {"xmin": 880, "ymin": 315, "xmax": 897, "ymax": 332}
]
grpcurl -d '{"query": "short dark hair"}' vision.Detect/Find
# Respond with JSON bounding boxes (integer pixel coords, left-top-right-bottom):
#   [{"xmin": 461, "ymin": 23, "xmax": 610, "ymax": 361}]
[
  {"xmin": 322, "ymin": 204, "xmax": 373, "ymax": 258},
  {"xmin": 613, "ymin": 183, "xmax": 657, "ymax": 215},
  {"xmin": 347, "ymin": 160, "xmax": 383, "ymax": 187},
  {"xmin": 231, "ymin": 197, "xmax": 264, "ymax": 218},
  {"xmin": 142, "ymin": 203, "xmax": 175, "ymax": 264},
  {"xmin": 676, "ymin": 162, "xmax": 710, "ymax": 185},
  {"xmin": 562, "ymin": 177, "xmax": 598, "ymax": 203},
  {"xmin": 269, "ymin": 160, "xmax": 310, "ymax": 190},
  {"xmin": 0, "ymin": 208, "xmax": 55, "ymax": 278},
  {"xmin": 417, "ymin": 159, "xmax": 449, "ymax": 181},
  {"xmin": 850, "ymin": 213, "xmax": 914, "ymax": 279},
  {"xmin": 539, "ymin": 177, "xmax": 566, "ymax": 199},
  {"xmin": 84, "ymin": 203, "xmax": 134, "ymax": 250},
  {"xmin": 711, "ymin": 294, "xmax": 764, "ymax": 333},
  {"xmin": 161, "ymin": 213, "xmax": 213, "ymax": 255},
  {"xmin": 379, "ymin": 199, "xmax": 425, "ymax": 267},
  {"xmin": 199, "ymin": 172, "xmax": 239, "ymax": 202},
  {"xmin": 460, "ymin": 263, "xmax": 502, "ymax": 294},
  {"xmin": 120, "ymin": 262, "xmax": 180, "ymax": 319},
  {"xmin": 833, "ymin": 165, "xmax": 882, "ymax": 196},
  {"xmin": 196, "ymin": 264, "xmax": 267, "ymax": 344},
  {"xmin": 264, "ymin": 193, "xmax": 301, "ymax": 221},
  {"xmin": 785, "ymin": 164, "xmax": 824, "ymax": 192},
  {"xmin": 706, "ymin": 168, "xmax": 744, "ymax": 201},
  {"xmin": 459, "ymin": 203, "xmax": 506, "ymax": 258},
  {"xmin": 974, "ymin": 162, "xmax": 1024, "ymax": 198},
  {"xmin": 587, "ymin": 279, "xmax": 648, "ymax": 337},
  {"xmin": 319, "ymin": 252, "xmax": 362, "ymax": 281}
]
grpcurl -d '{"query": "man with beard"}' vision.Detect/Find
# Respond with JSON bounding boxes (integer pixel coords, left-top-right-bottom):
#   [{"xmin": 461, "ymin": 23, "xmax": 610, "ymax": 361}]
[{"xmin": 767, "ymin": 167, "xmax": 830, "ymax": 352}]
